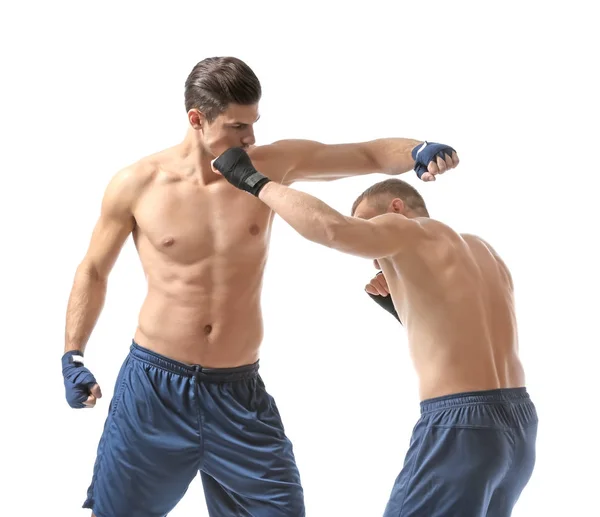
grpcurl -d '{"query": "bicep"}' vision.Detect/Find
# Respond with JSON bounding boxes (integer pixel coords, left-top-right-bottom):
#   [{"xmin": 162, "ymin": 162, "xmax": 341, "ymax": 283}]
[
  {"xmin": 79, "ymin": 169, "xmax": 141, "ymax": 278},
  {"xmin": 251, "ymin": 140, "xmax": 376, "ymax": 184},
  {"xmin": 82, "ymin": 210, "xmax": 134, "ymax": 278},
  {"xmin": 287, "ymin": 142, "xmax": 376, "ymax": 183}
]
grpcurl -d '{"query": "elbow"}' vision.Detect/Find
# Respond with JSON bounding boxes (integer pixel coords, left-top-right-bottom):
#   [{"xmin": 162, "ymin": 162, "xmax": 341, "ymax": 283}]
[
  {"xmin": 322, "ymin": 220, "xmax": 339, "ymax": 248},
  {"xmin": 76, "ymin": 261, "xmax": 108, "ymax": 284},
  {"xmin": 321, "ymin": 215, "xmax": 352, "ymax": 251}
]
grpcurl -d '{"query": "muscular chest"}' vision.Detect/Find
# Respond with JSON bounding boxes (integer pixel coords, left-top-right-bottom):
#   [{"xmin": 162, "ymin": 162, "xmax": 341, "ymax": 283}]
[{"xmin": 133, "ymin": 179, "xmax": 273, "ymax": 263}]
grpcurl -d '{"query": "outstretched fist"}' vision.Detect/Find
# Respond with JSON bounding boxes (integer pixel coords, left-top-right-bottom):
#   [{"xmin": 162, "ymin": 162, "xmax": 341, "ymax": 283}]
[{"xmin": 412, "ymin": 142, "xmax": 460, "ymax": 182}]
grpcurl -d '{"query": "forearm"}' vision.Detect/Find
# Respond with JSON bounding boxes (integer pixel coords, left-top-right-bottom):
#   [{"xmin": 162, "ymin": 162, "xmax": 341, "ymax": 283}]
[
  {"xmin": 64, "ymin": 265, "xmax": 107, "ymax": 353},
  {"xmin": 365, "ymin": 138, "xmax": 423, "ymax": 175},
  {"xmin": 214, "ymin": 148, "xmax": 410, "ymax": 258},
  {"xmin": 258, "ymin": 182, "xmax": 346, "ymax": 249}
]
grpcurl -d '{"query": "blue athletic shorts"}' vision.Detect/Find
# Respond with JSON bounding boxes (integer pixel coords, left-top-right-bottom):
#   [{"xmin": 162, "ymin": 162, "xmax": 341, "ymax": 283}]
[
  {"xmin": 83, "ymin": 341, "xmax": 305, "ymax": 517},
  {"xmin": 383, "ymin": 388, "xmax": 538, "ymax": 517}
]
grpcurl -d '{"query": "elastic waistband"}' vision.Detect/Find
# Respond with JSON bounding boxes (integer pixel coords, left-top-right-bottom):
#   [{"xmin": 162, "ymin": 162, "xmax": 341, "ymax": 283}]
[
  {"xmin": 420, "ymin": 388, "xmax": 530, "ymax": 414},
  {"xmin": 129, "ymin": 341, "xmax": 259, "ymax": 382}
]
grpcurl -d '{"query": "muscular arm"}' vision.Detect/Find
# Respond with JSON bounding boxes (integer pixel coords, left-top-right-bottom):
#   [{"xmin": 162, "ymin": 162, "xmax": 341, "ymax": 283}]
[
  {"xmin": 257, "ymin": 182, "xmax": 427, "ymax": 259},
  {"xmin": 250, "ymin": 138, "xmax": 423, "ymax": 184},
  {"xmin": 64, "ymin": 167, "xmax": 144, "ymax": 353}
]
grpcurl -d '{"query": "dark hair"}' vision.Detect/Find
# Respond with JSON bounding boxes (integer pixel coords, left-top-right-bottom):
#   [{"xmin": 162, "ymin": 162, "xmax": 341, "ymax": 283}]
[
  {"xmin": 351, "ymin": 178, "xmax": 429, "ymax": 217},
  {"xmin": 184, "ymin": 57, "xmax": 261, "ymax": 122}
]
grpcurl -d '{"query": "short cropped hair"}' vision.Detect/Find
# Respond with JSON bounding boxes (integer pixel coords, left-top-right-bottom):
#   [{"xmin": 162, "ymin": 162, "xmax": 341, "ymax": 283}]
[
  {"xmin": 351, "ymin": 178, "xmax": 429, "ymax": 217},
  {"xmin": 184, "ymin": 57, "xmax": 262, "ymax": 122}
]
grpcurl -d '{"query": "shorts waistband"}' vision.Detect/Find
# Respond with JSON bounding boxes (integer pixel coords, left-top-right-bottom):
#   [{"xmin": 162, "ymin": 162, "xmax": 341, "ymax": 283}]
[
  {"xmin": 129, "ymin": 341, "xmax": 259, "ymax": 382},
  {"xmin": 420, "ymin": 388, "xmax": 530, "ymax": 414}
]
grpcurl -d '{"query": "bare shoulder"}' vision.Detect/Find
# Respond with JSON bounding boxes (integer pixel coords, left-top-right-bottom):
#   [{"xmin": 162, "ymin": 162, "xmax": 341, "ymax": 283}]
[
  {"xmin": 102, "ymin": 159, "xmax": 157, "ymax": 216},
  {"xmin": 461, "ymin": 233, "xmax": 514, "ymax": 285},
  {"xmin": 388, "ymin": 218, "xmax": 466, "ymax": 258},
  {"xmin": 370, "ymin": 215, "xmax": 461, "ymax": 245},
  {"xmin": 461, "ymin": 233, "xmax": 503, "ymax": 259},
  {"xmin": 373, "ymin": 213, "xmax": 430, "ymax": 231},
  {"xmin": 369, "ymin": 213, "xmax": 437, "ymax": 248},
  {"xmin": 417, "ymin": 217, "xmax": 463, "ymax": 242}
]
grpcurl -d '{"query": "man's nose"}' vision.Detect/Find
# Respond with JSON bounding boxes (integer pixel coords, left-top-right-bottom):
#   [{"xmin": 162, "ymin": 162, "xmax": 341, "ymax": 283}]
[{"xmin": 242, "ymin": 128, "xmax": 255, "ymax": 147}]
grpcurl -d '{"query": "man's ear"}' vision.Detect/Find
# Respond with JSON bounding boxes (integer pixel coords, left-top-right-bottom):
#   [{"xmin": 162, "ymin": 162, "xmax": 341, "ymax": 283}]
[
  {"xmin": 390, "ymin": 198, "xmax": 406, "ymax": 214},
  {"xmin": 188, "ymin": 109, "xmax": 205, "ymax": 130}
]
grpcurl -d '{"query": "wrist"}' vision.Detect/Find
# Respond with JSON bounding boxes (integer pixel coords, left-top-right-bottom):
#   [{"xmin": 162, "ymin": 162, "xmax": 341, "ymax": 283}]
[
  {"xmin": 411, "ymin": 141, "xmax": 428, "ymax": 161},
  {"xmin": 257, "ymin": 179, "xmax": 275, "ymax": 200},
  {"xmin": 64, "ymin": 347, "xmax": 84, "ymax": 356},
  {"xmin": 62, "ymin": 349, "xmax": 85, "ymax": 368}
]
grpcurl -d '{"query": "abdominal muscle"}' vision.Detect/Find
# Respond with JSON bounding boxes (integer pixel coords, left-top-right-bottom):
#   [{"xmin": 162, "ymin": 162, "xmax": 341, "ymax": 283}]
[{"xmin": 132, "ymin": 239, "xmax": 268, "ymax": 368}]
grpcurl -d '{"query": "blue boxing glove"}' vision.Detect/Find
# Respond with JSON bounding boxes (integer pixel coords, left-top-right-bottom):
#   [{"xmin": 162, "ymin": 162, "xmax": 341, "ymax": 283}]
[
  {"xmin": 61, "ymin": 350, "xmax": 101, "ymax": 408},
  {"xmin": 411, "ymin": 141, "xmax": 457, "ymax": 179}
]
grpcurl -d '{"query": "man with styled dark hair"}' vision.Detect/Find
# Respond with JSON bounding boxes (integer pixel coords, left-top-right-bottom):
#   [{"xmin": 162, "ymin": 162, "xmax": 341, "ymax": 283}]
[
  {"xmin": 184, "ymin": 56, "xmax": 262, "ymax": 119},
  {"xmin": 62, "ymin": 56, "xmax": 460, "ymax": 516},
  {"xmin": 212, "ymin": 152, "xmax": 538, "ymax": 517}
]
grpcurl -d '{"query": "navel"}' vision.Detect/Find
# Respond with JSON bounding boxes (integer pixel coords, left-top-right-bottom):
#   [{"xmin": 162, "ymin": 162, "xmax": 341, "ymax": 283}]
[
  {"xmin": 203, "ymin": 324, "xmax": 213, "ymax": 335},
  {"xmin": 249, "ymin": 224, "xmax": 260, "ymax": 236}
]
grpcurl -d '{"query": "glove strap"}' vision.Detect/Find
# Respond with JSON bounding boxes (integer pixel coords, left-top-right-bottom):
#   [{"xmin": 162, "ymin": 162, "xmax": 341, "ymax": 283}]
[
  {"xmin": 62, "ymin": 350, "xmax": 85, "ymax": 366},
  {"xmin": 412, "ymin": 141, "xmax": 429, "ymax": 161}
]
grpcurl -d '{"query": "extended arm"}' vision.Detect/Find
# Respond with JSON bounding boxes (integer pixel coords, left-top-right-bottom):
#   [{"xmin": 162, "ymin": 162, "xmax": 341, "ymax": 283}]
[
  {"xmin": 259, "ymin": 182, "xmax": 425, "ymax": 259},
  {"xmin": 249, "ymin": 138, "xmax": 459, "ymax": 184},
  {"xmin": 212, "ymin": 149, "xmax": 427, "ymax": 260}
]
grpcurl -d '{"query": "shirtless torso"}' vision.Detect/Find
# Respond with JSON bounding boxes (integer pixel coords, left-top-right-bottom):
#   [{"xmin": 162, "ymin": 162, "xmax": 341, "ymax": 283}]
[
  {"xmin": 378, "ymin": 222, "xmax": 525, "ymax": 400},
  {"xmin": 227, "ymin": 172, "xmax": 526, "ymax": 401},
  {"xmin": 213, "ymin": 170, "xmax": 537, "ymax": 517},
  {"xmin": 131, "ymin": 147, "xmax": 276, "ymax": 367},
  {"xmin": 64, "ymin": 106, "xmax": 430, "ymax": 371}
]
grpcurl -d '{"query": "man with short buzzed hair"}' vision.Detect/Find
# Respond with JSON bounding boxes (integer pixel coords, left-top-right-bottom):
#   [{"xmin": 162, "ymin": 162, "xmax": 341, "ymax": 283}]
[{"xmin": 213, "ymin": 151, "xmax": 537, "ymax": 517}]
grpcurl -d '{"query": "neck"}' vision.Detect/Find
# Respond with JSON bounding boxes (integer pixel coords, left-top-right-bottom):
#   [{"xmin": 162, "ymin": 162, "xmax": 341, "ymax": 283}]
[
  {"xmin": 404, "ymin": 208, "xmax": 429, "ymax": 219},
  {"xmin": 179, "ymin": 127, "xmax": 219, "ymax": 182}
]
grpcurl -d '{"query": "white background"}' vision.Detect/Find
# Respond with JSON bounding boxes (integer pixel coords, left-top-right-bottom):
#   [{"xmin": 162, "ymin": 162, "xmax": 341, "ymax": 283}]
[{"xmin": 1, "ymin": 1, "xmax": 599, "ymax": 516}]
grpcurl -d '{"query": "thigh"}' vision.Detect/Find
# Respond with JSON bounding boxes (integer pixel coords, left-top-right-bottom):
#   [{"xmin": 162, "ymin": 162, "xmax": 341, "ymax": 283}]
[
  {"xmin": 200, "ymin": 471, "xmax": 250, "ymax": 517},
  {"xmin": 384, "ymin": 423, "xmax": 512, "ymax": 517},
  {"xmin": 83, "ymin": 356, "xmax": 202, "ymax": 517},
  {"xmin": 201, "ymin": 375, "xmax": 305, "ymax": 517}
]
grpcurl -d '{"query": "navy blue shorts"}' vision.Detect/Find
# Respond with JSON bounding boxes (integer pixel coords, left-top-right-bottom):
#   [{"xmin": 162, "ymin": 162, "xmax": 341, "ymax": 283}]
[
  {"xmin": 384, "ymin": 388, "xmax": 538, "ymax": 517},
  {"xmin": 83, "ymin": 342, "xmax": 304, "ymax": 517}
]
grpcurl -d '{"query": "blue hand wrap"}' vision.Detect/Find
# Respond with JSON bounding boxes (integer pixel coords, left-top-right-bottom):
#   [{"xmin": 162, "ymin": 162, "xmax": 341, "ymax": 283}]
[
  {"xmin": 61, "ymin": 350, "xmax": 97, "ymax": 408},
  {"xmin": 411, "ymin": 141, "xmax": 456, "ymax": 179}
]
